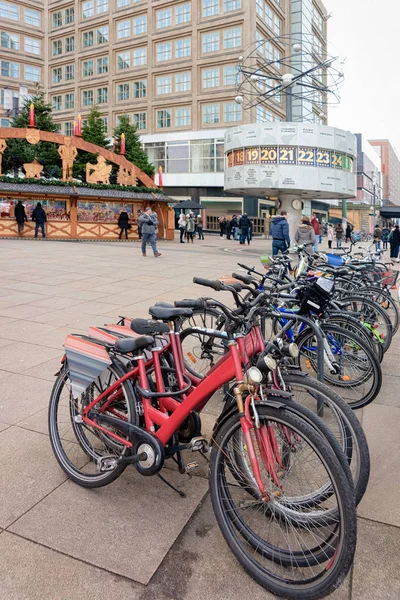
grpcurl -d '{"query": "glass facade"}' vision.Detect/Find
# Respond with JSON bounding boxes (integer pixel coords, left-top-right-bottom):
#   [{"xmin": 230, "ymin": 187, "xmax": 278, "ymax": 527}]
[
  {"xmin": 77, "ymin": 201, "xmax": 135, "ymax": 221},
  {"xmin": 143, "ymin": 139, "xmax": 224, "ymax": 173}
]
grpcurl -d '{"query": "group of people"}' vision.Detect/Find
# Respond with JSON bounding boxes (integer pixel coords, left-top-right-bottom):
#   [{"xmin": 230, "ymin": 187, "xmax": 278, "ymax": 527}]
[
  {"xmin": 373, "ymin": 224, "xmax": 400, "ymax": 260},
  {"xmin": 218, "ymin": 214, "xmax": 253, "ymax": 245},
  {"xmin": 14, "ymin": 200, "xmax": 48, "ymax": 238},
  {"xmin": 178, "ymin": 213, "xmax": 204, "ymax": 243}
]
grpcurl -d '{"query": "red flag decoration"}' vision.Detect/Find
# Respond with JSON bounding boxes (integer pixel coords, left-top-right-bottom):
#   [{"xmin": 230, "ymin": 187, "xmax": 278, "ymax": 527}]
[
  {"xmin": 158, "ymin": 165, "xmax": 163, "ymax": 188},
  {"xmin": 120, "ymin": 132, "xmax": 126, "ymax": 154},
  {"xmin": 29, "ymin": 103, "xmax": 35, "ymax": 127}
]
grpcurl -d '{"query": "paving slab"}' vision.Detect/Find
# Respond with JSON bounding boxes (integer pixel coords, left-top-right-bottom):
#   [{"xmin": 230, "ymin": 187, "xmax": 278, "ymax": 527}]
[
  {"xmin": 17, "ymin": 406, "xmax": 48, "ymax": 436},
  {"xmin": 352, "ymin": 518, "xmax": 400, "ymax": 599},
  {"xmin": 0, "ymin": 427, "xmax": 66, "ymax": 528},
  {"xmin": 373, "ymin": 374, "xmax": 400, "ymax": 407},
  {"xmin": 22, "ymin": 355, "xmax": 67, "ymax": 381},
  {"xmin": 358, "ymin": 403, "xmax": 400, "ymax": 527},
  {"xmin": 10, "ymin": 470, "xmax": 208, "ymax": 584},
  {"xmin": 0, "ymin": 532, "xmax": 143, "ymax": 600},
  {"xmin": 0, "ymin": 374, "xmax": 53, "ymax": 424},
  {"xmin": 0, "ymin": 342, "xmax": 61, "ymax": 375}
]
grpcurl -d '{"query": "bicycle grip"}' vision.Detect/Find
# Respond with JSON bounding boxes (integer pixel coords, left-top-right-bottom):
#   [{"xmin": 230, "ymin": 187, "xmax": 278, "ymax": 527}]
[
  {"xmin": 175, "ymin": 299, "xmax": 206, "ymax": 309},
  {"xmin": 232, "ymin": 272, "xmax": 254, "ymax": 285},
  {"xmin": 193, "ymin": 277, "xmax": 222, "ymax": 291},
  {"xmin": 223, "ymin": 281, "xmax": 243, "ymax": 292}
]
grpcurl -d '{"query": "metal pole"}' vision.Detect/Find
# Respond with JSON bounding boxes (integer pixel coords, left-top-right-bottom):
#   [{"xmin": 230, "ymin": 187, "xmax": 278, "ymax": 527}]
[{"xmin": 286, "ymin": 86, "xmax": 293, "ymax": 122}]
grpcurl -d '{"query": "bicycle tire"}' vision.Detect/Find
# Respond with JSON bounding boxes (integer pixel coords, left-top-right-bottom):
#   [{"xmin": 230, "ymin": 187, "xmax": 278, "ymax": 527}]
[
  {"xmin": 210, "ymin": 405, "xmax": 357, "ymax": 600},
  {"xmin": 354, "ymin": 287, "xmax": 399, "ymax": 334}
]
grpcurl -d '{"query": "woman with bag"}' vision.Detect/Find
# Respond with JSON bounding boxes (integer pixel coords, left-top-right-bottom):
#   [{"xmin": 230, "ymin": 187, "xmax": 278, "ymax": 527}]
[{"xmin": 117, "ymin": 208, "xmax": 130, "ymax": 240}]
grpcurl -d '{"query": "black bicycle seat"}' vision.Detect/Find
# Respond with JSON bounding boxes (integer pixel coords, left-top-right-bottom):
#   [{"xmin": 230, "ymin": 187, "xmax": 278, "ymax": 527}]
[
  {"xmin": 148, "ymin": 307, "xmax": 193, "ymax": 321},
  {"xmin": 115, "ymin": 335, "xmax": 154, "ymax": 354},
  {"xmin": 130, "ymin": 318, "xmax": 170, "ymax": 335}
]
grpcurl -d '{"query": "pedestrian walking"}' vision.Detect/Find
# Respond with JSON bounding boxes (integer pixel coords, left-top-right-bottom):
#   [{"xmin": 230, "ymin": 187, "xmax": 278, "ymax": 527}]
[
  {"xmin": 226, "ymin": 217, "xmax": 233, "ymax": 240},
  {"xmin": 137, "ymin": 209, "xmax": 143, "ymax": 240},
  {"xmin": 327, "ymin": 223, "xmax": 335, "ymax": 249},
  {"xmin": 294, "ymin": 216, "xmax": 316, "ymax": 247},
  {"xmin": 239, "ymin": 213, "xmax": 252, "ymax": 245},
  {"xmin": 373, "ymin": 224, "xmax": 382, "ymax": 252},
  {"xmin": 139, "ymin": 207, "xmax": 161, "ymax": 257},
  {"xmin": 335, "ymin": 223, "xmax": 343, "ymax": 248},
  {"xmin": 219, "ymin": 216, "xmax": 227, "ymax": 238},
  {"xmin": 390, "ymin": 225, "xmax": 400, "ymax": 261},
  {"xmin": 270, "ymin": 211, "xmax": 290, "ymax": 256},
  {"xmin": 381, "ymin": 226, "xmax": 390, "ymax": 250},
  {"xmin": 231, "ymin": 215, "xmax": 239, "ymax": 240},
  {"xmin": 186, "ymin": 213, "xmax": 195, "ymax": 243},
  {"xmin": 196, "ymin": 215, "xmax": 204, "ymax": 239},
  {"xmin": 32, "ymin": 202, "xmax": 47, "ymax": 238},
  {"xmin": 311, "ymin": 213, "xmax": 320, "ymax": 252},
  {"xmin": 345, "ymin": 223, "xmax": 352, "ymax": 243},
  {"xmin": 178, "ymin": 212, "xmax": 187, "ymax": 243},
  {"xmin": 117, "ymin": 207, "xmax": 130, "ymax": 240},
  {"xmin": 15, "ymin": 200, "xmax": 27, "ymax": 235}
]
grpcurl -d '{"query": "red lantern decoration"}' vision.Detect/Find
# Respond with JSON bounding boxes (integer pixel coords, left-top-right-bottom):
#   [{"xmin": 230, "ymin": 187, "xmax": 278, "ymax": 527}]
[{"xmin": 29, "ymin": 103, "xmax": 35, "ymax": 127}]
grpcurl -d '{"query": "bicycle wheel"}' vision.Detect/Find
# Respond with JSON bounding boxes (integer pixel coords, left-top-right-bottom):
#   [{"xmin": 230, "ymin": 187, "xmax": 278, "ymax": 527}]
[
  {"xmin": 356, "ymin": 287, "xmax": 399, "ymax": 334},
  {"xmin": 324, "ymin": 312, "xmax": 384, "ymax": 363},
  {"xmin": 48, "ymin": 362, "xmax": 136, "ymax": 487},
  {"xmin": 295, "ymin": 324, "xmax": 382, "ymax": 409},
  {"xmin": 334, "ymin": 295, "xmax": 392, "ymax": 352},
  {"xmin": 210, "ymin": 405, "xmax": 356, "ymax": 600},
  {"xmin": 179, "ymin": 308, "xmax": 226, "ymax": 378}
]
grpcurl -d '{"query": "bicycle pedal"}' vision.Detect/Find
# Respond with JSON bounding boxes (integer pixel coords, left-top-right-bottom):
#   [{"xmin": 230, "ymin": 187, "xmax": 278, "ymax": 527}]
[
  {"xmin": 187, "ymin": 436, "xmax": 209, "ymax": 453},
  {"xmin": 184, "ymin": 461, "xmax": 199, "ymax": 474},
  {"xmin": 97, "ymin": 456, "xmax": 118, "ymax": 472}
]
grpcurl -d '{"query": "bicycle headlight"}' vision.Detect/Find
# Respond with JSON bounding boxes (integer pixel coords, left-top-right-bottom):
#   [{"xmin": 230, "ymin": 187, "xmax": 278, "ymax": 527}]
[
  {"xmin": 288, "ymin": 343, "xmax": 299, "ymax": 358},
  {"xmin": 263, "ymin": 355, "xmax": 277, "ymax": 371},
  {"xmin": 245, "ymin": 366, "xmax": 263, "ymax": 385}
]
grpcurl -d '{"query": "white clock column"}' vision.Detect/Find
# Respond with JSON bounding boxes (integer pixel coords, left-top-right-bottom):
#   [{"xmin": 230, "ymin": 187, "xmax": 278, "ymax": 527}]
[{"xmin": 279, "ymin": 193, "xmax": 303, "ymax": 245}]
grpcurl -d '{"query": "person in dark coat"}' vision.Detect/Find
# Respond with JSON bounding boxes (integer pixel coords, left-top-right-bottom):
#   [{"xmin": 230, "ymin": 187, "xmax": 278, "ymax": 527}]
[
  {"xmin": 239, "ymin": 213, "xmax": 251, "ymax": 245},
  {"xmin": 117, "ymin": 208, "xmax": 130, "ymax": 240},
  {"xmin": 137, "ymin": 209, "xmax": 143, "ymax": 240},
  {"xmin": 270, "ymin": 211, "xmax": 290, "ymax": 255},
  {"xmin": 32, "ymin": 202, "xmax": 47, "ymax": 238},
  {"xmin": 15, "ymin": 200, "xmax": 28, "ymax": 235},
  {"xmin": 390, "ymin": 225, "xmax": 400, "ymax": 261},
  {"xmin": 226, "ymin": 217, "xmax": 232, "ymax": 240},
  {"xmin": 231, "ymin": 215, "xmax": 239, "ymax": 240},
  {"xmin": 381, "ymin": 226, "xmax": 390, "ymax": 250}
]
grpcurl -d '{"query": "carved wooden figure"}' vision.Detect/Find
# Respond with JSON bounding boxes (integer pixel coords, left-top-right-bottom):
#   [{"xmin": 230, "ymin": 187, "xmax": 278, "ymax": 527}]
[{"xmin": 86, "ymin": 155, "xmax": 112, "ymax": 184}]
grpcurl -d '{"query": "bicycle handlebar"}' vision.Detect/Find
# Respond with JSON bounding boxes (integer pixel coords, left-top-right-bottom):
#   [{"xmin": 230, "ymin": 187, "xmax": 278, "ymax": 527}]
[
  {"xmin": 193, "ymin": 277, "xmax": 223, "ymax": 291},
  {"xmin": 175, "ymin": 298, "xmax": 208, "ymax": 310},
  {"xmin": 232, "ymin": 272, "xmax": 255, "ymax": 285}
]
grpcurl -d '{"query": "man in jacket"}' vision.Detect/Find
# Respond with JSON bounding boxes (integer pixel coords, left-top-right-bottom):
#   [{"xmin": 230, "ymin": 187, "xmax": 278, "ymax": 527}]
[
  {"xmin": 373, "ymin": 224, "xmax": 382, "ymax": 252},
  {"xmin": 239, "ymin": 213, "xmax": 251, "ymax": 245},
  {"xmin": 311, "ymin": 213, "xmax": 321, "ymax": 251},
  {"xmin": 32, "ymin": 202, "xmax": 47, "ymax": 238},
  {"xmin": 231, "ymin": 215, "xmax": 239, "ymax": 240},
  {"xmin": 270, "ymin": 211, "xmax": 290, "ymax": 256},
  {"xmin": 15, "ymin": 200, "xmax": 28, "ymax": 235},
  {"xmin": 139, "ymin": 207, "xmax": 161, "ymax": 257}
]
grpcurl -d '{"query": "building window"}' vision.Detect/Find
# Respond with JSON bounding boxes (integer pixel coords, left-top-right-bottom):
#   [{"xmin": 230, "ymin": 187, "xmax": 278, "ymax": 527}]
[
  {"xmin": 83, "ymin": 59, "xmax": 94, "ymax": 77},
  {"xmin": 274, "ymin": 47, "xmax": 281, "ymax": 63},
  {"xmin": 156, "ymin": 75, "xmax": 172, "ymax": 95},
  {"xmin": 97, "ymin": 0, "xmax": 108, "ymax": 13},
  {"xmin": 65, "ymin": 93, "xmax": 75, "ymax": 109},
  {"xmin": 52, "ymin": 67, "xmax": 62, "ymax": 83},
  {"xmin": 223, "ymin": 27, "xmax": 241, "ymax": 49},
  {"xmin": 133, "ymin": 112, "xmax": 146, "ymax": 130},
  {"xmin": 118, "ymin": 0, "xmax": 129, "ymax": 6},
  {"xmin": 65, "ymin": 7, "xmax": 74, "ymax": 24},
  {"xmin": 175, "ymin": 37, "xmax": 191, "ymax": 58},
  {"xmin": 117, "ymin": 51, "xmax": 130, "ymax": 69},
  {"xmin": 25, "ymin": 37, "xmax": 40, "ymax": 54},
  {"xmin": 176, "ymin": 107, "xmax": 190, "ymax": 127},
  {"xmin": 97, "ymin": 56, "xmax": 108, "ymax": 73},
  {"xmin": 52, "ymin": 11, "xmax": 62, "ymax": 28},
  {"xmin": 1, "ymin": 31, "xmax": 19, "ymax": 49},
  {"xmin": 82, "ymin": 1, "xmax": 94, "ymax": 19},
  {"xmin": 202, "ymin": 67, "xmax": 219, "ymax": 88},
  {"xmin": 133, "ymin": 15, "xmax": 147, "ymax": 34},
  {"xmin": 176, "ymin": 3, "xmax": 191, "ymax": 23},
  {"xmin": 25, "ymin": 65, "xmax": 40, "ymax": 82},
  {"xmin": 65, "ymin": 64, "xmax": 75, "ymax": 80},
  {"xmin": 101, "ymin": 116, "xmax": 108, "ymax": 131},
  {"xmin": 157, "ymin": 8, "xmax": 172, "ymax": 29},
  {"xmin": 133, "ymin": 79, "xmax": 146, "ymax": 98},
  {"xmin": 133, "ymin": 47, "xmax": 146, "ymax": 66},
  {"xmin": 202, "ymin": 32, "xmax": 219, "ymax": 53},
  {"xmin": 0, "ymin": 1, "xmax": 18, "ymax": 20},
  {"xmin": 64, "ymin": 121, "xmax": 73, "ymax": 136},
  {"xmin": 83, "ymin": 31, "xmax": 94, "ymax": 47},
  {"xmin": 82, "ymin": 89, "xmax": 94, "ymax": 106},
  {"xmin": 223, "ymin": 64, "xmax": 239, "ymax": 85},
  {"xmin": 265, "ymin": 5, "xmax": 273, "ymax": 28},
  {"xmin": 202, "ymin": 103, "xmax": 220, "ymax": 124},
  {"xmin": 1, "ymin": 60, "xmax": 18, "ymax": 78},
  {"xmin": 224, "ymin": 0, "xmax": 240, "ymax": 11},
  {"xmin": 117, "ymin": 19, "xmax": 130, "ymax": 38},
  {"xmin": 53, "ymin": 40, "xmax": 62, "ymax": 56},
  {"xmin": 65, "ymin": 36, "xmax": 75, "ymax": 52},
  {"xmin": 273, "ymin": 14, "xmax": 281, "ymax": 34},
  {"xmin": 24, "ymin": 8, "xmax": 40, "ymax": 26},
  {"xmin": 52, "ymin": 96, "xmax": 62, "ymax": 111},
  {"xmin": 0, "ymin": 118, "xmax": 10, "ymax": 127},
  {"xmin": 313, "ymin": 7, "xmax": 323, "ymax": 32},
  {"xmin": 157, "ymin": 42, "xmax": 172, "ymax": 62},
  {"xmin": 202, "ymin": 0, "xmax": 219, "ymax": 18},
  {"xmin": 117, "ymin": 83, "xmax": 129, "ymax": 100},
  {"xmin": 175, "ymin": 72, "xmax": 191, "ymax": 92},
  {"xmin": 157, "ymin": 110, "xmax": 171, "ymax": 128},
  {"xmin": 97, "ymin": 26, "xmax": 108, "ymax": 44},
  {"xmin": 224, "ymin": 101, "xmax": 241, "ymax": 122}
]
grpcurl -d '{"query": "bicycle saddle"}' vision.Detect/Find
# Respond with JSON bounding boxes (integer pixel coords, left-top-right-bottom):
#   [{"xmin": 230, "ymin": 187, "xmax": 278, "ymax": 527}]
[
  {"xmin": 131, "ymin": 318, "xmax": 170, "ymax": 335},
  {"xmin": 115, "ymin": 335, "xmax": 154, "ymax": 354},
  {"xmin": 148, "ymin": 306, "xmax": 193, "ymax": 321}
]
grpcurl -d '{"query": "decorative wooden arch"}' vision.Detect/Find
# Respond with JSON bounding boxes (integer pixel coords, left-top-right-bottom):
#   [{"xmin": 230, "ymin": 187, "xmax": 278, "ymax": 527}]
[{"xmin": 0, "ymin": 127, "xmax": 156, "ymax": 189}]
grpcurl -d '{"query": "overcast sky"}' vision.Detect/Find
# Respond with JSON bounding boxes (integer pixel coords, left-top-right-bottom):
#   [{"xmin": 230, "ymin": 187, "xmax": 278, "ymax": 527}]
[{"xmin": 325, "ymin": 0, "xmax": 400, "ymax": 155}]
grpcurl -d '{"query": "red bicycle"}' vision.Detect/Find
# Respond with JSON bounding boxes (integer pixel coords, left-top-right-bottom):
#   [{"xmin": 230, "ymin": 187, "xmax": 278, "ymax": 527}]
[{"xmin": 49, "ymin": 301, "xmax": 356, "ymax": 599}]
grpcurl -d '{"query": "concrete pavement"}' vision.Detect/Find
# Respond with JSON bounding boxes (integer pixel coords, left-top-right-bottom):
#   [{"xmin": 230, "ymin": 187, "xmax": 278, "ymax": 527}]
[{"xmin": 0, "ymin": 234, "xmax": 398, "ymax": 599}]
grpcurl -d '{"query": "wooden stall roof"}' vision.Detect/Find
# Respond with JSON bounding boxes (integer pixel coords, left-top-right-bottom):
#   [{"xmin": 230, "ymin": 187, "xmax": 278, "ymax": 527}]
[{"xmin": 0, "ymin": 181, "xmax": 170, "ymax": 202}]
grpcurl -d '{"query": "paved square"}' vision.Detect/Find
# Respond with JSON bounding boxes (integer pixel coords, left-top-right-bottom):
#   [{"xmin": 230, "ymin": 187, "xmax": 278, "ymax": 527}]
[{"xmin": 0, "ymin": 236, "xmax": 398, "ymax": 599}]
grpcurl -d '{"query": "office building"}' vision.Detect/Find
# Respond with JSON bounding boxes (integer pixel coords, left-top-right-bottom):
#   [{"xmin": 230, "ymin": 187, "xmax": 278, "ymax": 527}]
[{"xmin": 369, "ymin": 139, "xmax": 400, "ymax": 207}]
